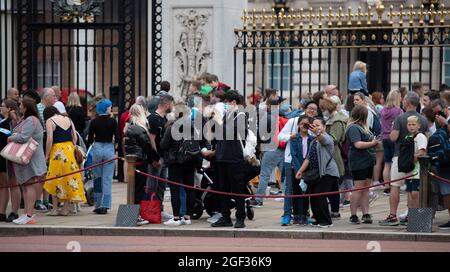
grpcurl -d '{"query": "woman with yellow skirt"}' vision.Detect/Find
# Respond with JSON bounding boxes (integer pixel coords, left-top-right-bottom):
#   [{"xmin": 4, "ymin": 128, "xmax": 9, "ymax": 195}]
[{"xmin": 43, "ymin": 106, "xmax": 86, "ymax": 216}]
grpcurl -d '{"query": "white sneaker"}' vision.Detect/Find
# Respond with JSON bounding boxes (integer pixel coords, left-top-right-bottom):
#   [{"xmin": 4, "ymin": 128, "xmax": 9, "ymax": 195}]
[
  {"xmin": 13, "ymin": 214, "xmax": 36, "ymax": 225},
  {"xmin": 137, "ymin": 216, "xmax": 149, "ymax": 226},
  {"xmin": 161, "ymin": 211, "xmax": 173, "ymax": 221},
  {"xmin": 163, "ymin": 218, "xmax": 182, "ymax": 226},
  {"xmin": 207, "ymin": 213, "xmax": 222, "ymax": 224},
  {"xmin": 399, "ymin": 210, "xmax": 409, "ymax": 220},
  {"xmin": 181, "ymin": 217, "xmax": 192, "ymax": 225}
]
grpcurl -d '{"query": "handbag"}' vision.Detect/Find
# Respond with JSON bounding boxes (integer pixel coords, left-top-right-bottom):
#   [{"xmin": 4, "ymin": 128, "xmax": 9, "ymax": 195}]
[
  {"xmin": 302, "ymin": 140, "xmax": 334, "ymax": 186},
  {"xmin": 140, "ymin": 189, "xmax": 161, "ymax": 224},
  {"xmin": 0, "ymin": 117, "xmax": 39, "ymax": 165},
  {"xmin": 74, "ymin": 146, "xmax": 84, "ymax": 165}
]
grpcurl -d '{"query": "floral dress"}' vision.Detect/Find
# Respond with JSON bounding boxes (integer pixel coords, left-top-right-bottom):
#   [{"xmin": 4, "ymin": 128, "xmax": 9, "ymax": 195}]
[{"xmin": 43, "ymin": 119, "xmax": 86, "ymax": 202}]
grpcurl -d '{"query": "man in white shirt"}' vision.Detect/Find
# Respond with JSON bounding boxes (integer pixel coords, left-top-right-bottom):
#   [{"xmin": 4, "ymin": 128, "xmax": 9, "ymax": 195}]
[{"xmin": 51, "ymin": 86, "xmax": 67, "ymax": 114}]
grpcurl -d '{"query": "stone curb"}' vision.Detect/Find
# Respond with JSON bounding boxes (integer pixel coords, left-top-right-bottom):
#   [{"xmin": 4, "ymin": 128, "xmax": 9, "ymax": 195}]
[{"xmin": 1, "ymin": 226, "xmax": 449, "ymax": 242}]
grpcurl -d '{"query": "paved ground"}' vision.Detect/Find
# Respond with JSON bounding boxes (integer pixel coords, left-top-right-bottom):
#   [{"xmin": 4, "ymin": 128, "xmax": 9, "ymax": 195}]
[
  {"xmin": 1, "ymin": 236, "xmax": 449, "ymax": 252},
  {"xmin": 1, "ymin": 181, "xmax": 450, "ymax": 243}
]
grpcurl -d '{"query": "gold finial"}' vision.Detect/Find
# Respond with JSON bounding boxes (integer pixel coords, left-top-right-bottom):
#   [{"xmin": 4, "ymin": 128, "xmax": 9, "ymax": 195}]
[
  {"xmin": 318, "ymin": 7, "xmax": 324, "ymax": 27},
  {"xmin": 398, "ymin": 4, "xmax": 404, "ymax": 25},
  {"xmin": 357, "ymin": 6, "xmax": 363, "ymax": 25},
  {"xmin": 347, "ymin": 6, "xmax": 352, "ymax": 26},
  {"xmin": 278, "ymin": 11, "xmax": 285, "ymax": 28},
  {"xmin": 261, "ymin": 8, "xmax": 267, "ymax": 29},
  {"xmin": 376, "ymin": 0, "xmax": 385, "ymax": 25},
  {"xmin": 309, "ymin": 7, "xmax": 314, "ymax": 27},
  {"xmin": 299, "ymin": 8, "xmax": 304, "ymax": 28},
  {"xmin": 337, "ymin": 7, "xmax": 343, "ymax": 26},
  {"xmin": 408, "ymin": 4, "xmax": 415, "ymax": 25},
  {"xmin": 429, "ymin": 4, "xmax": 435, "ymax": 24},
  {"xmin": 289, "ymin": 8, "xmax": 295, "ymax": 28},
  {"xmin": 388, "ymin": 5, "xmax": 394, "ymax": 25},
  {"xmin": 271, "ymin": 8, "xmax": 276, "ymax": 28},
  {"xmin": 328, "ymin": 7, "xmax": 333, "ymax": 26},
  {"xmin": 440, "ymin": 4, "xmax": 446, "ymax": 24},
  {"xmin": 367, "ymin": 5, "xmax": 372, "ymax": 25},
  {"xmin": 242, "ymin": 9, "xmax": 248, "ymax": 29},
  {"xmin": 419, "ymin": 4, "xmax": 424, "ymax": 25},
  {"xmin": 252, "ymin": 8, "xmax": 257, "ymax": 29}
]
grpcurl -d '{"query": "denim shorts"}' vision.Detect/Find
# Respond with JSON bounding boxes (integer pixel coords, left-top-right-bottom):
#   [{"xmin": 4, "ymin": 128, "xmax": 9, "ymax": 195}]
[
  {"xmin": 382, "ymin": 139, "xmax": 395, "ymax": 164},
  {"xmin": 405, "ymin": 179, "xmax": 420, "ymax": 192}
]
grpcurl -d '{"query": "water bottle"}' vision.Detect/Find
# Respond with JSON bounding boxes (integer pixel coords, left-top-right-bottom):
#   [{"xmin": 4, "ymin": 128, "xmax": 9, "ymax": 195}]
[{"xmin": 299, "ymin": 179, "xmax": 307, "ymax": 192}]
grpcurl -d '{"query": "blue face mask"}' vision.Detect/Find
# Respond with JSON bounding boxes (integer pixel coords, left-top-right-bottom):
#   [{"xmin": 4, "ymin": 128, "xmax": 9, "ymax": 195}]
[{"xmin": 223, "ymin": 103, "xmax": 229, "ymax": 113}]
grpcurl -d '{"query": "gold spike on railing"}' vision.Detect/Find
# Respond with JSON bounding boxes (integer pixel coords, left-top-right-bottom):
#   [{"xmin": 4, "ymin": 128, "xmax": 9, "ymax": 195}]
[
  {"xmin": 299, "ymin": 8, "xmax": 304, "ymax": 28},
  {"xmin": 388, "ymin": 5, "xmax": 394, "ymax": 25},
  {"xmin": 252, "ymin": 8, "xmax": 257, "ymax": 29},
  {"xmin": 398, "ymin": 4, "xmax": 404, "ymax": 25},
  {"xmin": 440, "ymin": 4, "xmax": 446, "ymax": 24},
  {"xmin": 409, "ymin": 4, "xmax": 415, "ymax": 25},
  {"xmin": 376, "ymin": 1, "xmax": 385, "ymax": 25},
  {"xmin": 419, "ymin": 4, "xmax": 425, "ymax": 25},
  {"xmin": 309, "ymin": 7, "xmax": 314, "ymax": 27},
  {"xmin": 337, "ymin": 6, "xmax": 343, "ymax": 26},
  {"xmin": 347, "ymin": 6, "xmax": 353, "ymax": 26},
  {"xmin": 357, "ymin": 6, "xmax": 363, "ymax": 26},
  {"xmin": 367, "ymin": 5, "xmax": 372, "ymax": 25},
  {"xmin": 261, "ymin": 8, "xmax": 267, "ymax": 28},
  {"xmin": 430, "ymin": 4, "xmax": 436, "ymax": 25},
  {"xmin": 242, "ymin": 9, "xmax": 248, "ymax": 29},
  {"xmin": 327, "ymin": 7, "xmax": 333, "ymax": 27},
  {"xmin": 270, "ymin": 8, "xmax": 276, "ymax": 28},
  {"xmin": 318, "ymin": 7, "xmax": 324, "ymax": 27}
]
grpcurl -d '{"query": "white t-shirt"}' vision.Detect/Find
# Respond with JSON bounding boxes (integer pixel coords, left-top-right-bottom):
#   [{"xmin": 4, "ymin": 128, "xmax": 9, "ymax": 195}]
[
  {"xmin": 412, "ymin": 133, "xmax": 428, "ymax": 179},
  {"xmin": 54, "ymin": 101, "xmax": 67, "ymax": 114}
]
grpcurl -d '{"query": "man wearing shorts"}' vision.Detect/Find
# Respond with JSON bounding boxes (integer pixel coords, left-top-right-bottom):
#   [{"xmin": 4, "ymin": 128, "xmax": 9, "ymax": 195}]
[{"xmin": 379, "ymin": 92, "xmax": 429, "ymax": 226}]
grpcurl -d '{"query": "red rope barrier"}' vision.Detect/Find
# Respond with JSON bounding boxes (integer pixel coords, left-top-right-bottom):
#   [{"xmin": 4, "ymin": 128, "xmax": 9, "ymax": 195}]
[
  {"xmin": 0, "ymin": 157, "xmax": 123, "ymax": 189},
  {"xmin": 428, "ymin": 171, "xmax": 450, "ymax": 184},
  {"xmin": 136, "ymin": 170, "xmax": 416, "ymax": 199}
]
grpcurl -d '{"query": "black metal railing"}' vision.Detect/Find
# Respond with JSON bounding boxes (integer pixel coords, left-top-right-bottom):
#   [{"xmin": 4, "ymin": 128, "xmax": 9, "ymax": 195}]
[{"xmin": 234, "ymin": 4, "xmax": 450, "ymax": 106}]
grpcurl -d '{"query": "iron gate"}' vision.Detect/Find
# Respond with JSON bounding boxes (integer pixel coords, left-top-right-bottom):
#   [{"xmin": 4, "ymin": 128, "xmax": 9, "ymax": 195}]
[
  {"xmin": 0, "ymin": 0, "xmax": 162, "ymax": 108},
  {"xmin": 234, "ymin": 2, "xmax": 450, "ymax": 106}
]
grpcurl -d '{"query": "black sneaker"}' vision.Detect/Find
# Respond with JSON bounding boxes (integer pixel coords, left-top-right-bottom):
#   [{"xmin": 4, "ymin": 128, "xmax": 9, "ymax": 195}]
[
  {"xmin": 331, "ymin": 212, "xmax": 341, "ymax": 219},
  {"xmin": 438, "ymin": 221, "xmax": 450, "ymax": 230},
  {"xmin": 234, "ymin": 218, "xmax": 246, "ymax": 228},
  {"xmin": 349, "ymin": 215, "xmax": 360, "ymax": 224},
  {"xmin": 361, "ymin": 214, "xmax": 373, "ymax": 224},
  {"xmin": 0, "ymin": 214, "xmax": 6, "ymax": 222},
  {"xmin": 293, "ymin": 215, "xmax": 301, "ymax": 225},
  {"xmin": 342, "ymin": 200, "xmax": 351, "ymax": 207},
  {"xmin": 383, "ymin": 188, "xmax": 391, "ymax": 196},
  {"xmin": 211, "ymin": 217, "xmax": 233, "ymax": 227},
  {"xmin": 95, "ymin": 208, "xmax": 108, "ymax": 215},
  {"xmin": 5, "ymin": 213, "xmax": 19, "ymax": 223},
  {"xmin": 34, "ymin": 203, "xmax": 48, "ymax": 213}
]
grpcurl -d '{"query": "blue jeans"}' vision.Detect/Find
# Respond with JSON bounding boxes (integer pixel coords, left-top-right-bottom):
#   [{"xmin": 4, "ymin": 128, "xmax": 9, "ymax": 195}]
[
  {"xmin": 283, "ymin": 163, "xmax": 303, "ymax": 217},
  {"xmin": 91, "ymin": 142, "xmax": 115, "ymax": 209},
  {"xmin": 256, "ymin": 149, "xmax": 284, "ymax": 203}
]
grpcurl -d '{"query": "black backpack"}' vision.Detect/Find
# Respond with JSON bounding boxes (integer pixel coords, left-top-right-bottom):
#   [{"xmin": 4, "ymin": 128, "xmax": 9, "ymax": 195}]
[
  {"xmin": 427, "ymin": 128, "xmax": 450, "ymax": 168},
  {"xmin": 176, "ymin": 124, "xmax": 202, "ymax": 164},
  {"xmin": 398, "ymin": 134, "xmax": 418, "ymax": 173}
]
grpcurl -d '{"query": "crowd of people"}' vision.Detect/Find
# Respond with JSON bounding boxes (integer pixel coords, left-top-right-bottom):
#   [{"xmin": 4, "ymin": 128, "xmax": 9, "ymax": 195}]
[{"xmin": 0, "ymin": 61, "xmax": 449, "ymax": 231}]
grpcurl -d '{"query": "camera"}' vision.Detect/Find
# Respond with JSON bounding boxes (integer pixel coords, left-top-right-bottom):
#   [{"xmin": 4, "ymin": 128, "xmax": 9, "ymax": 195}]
[{"xmin": 436, "ymin": 111, "xmax": 447, "ymax": 118}]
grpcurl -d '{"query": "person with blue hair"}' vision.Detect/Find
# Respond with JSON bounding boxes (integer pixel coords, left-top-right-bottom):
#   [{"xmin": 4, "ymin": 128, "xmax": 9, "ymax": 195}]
[{"xmin": 87, "ymin": 99, "xmax": 119, "ymax": 215}]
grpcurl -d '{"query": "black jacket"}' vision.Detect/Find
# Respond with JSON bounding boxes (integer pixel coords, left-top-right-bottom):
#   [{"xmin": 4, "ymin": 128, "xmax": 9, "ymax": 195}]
[
  {"xmin": 123, "ymin": 124, "xmax": 152, "ymax": 162},
  {"xmin": 160, "ymin": 117, "xmax": 210, "ymax": 167},
  {"xmin": 215, "ymin": 111, "xmax": 248, "ymax": 164}
]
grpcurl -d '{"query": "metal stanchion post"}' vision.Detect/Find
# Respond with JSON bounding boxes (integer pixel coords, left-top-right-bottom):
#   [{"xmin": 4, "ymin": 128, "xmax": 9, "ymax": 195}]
[
  {"xmin": 418, "ymin": 155, "xmax": 431, "ymax": 208},
  {"xmin": 126, "ymin": 155, "xmax": 137, "ymax": 205}
]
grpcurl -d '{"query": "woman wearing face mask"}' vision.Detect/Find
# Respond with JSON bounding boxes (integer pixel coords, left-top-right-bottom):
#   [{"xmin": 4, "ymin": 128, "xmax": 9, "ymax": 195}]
[
  {"xmin": 295, "ymin": 117, "xmax": 340, "ymax": 228},
  {"xmin": 319, "ymin": 97, "xmax": 348, "ymax": 219}
]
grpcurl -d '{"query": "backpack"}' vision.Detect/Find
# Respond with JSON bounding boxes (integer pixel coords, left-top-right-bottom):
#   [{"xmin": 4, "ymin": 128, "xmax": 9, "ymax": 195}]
[
  {"xmin": 370, "ymin": 111, "xmax": 382, "ymax": 136},
  {"xmin": 176, "ymin": 125, "xmax": 202, "ymax": 164},
  {"xmin": 398, "ymin": 134, "xmax": 419, "ymax": 173},
  {"xmin": 427, "ymin": 128, "xmax": 450, "ymax": 168}
]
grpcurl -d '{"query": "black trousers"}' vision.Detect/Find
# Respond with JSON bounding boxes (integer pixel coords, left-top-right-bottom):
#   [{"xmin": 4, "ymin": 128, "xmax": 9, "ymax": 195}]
[
  {"xmin": 310, "ymin": 175, "xmax": 336, "ymax": 225},
  {"xmin": 116, "ymin": 142, "xmax": 125, "ymax": 182},
  {"xmin": 216, "ymin": 162, "xmax": 246, "ymax": 220},
  {"xmin": 328, "ymin": 178, "xmax": 340, "ymax": 213},
  {"xmin": 168, "ymin": 163, "xmax": 196, "ymax": 217},
  {"xmin": 134, "ymin": 162, "xmax": 148, "ymax": 205}
]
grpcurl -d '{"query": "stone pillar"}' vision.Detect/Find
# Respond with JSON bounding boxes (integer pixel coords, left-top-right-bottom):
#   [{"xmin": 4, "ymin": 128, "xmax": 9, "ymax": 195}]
[{"xmin": 162, "ymin": 0, "xmax": 247, "ymax": 98}]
